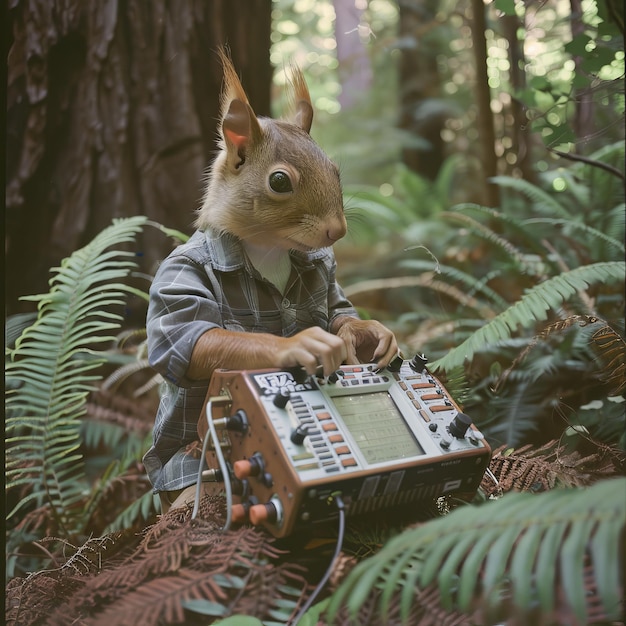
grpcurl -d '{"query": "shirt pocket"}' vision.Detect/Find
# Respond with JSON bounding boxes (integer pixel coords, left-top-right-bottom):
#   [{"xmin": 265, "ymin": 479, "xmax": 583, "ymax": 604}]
[{"xmin": 224, "ymin": 309, "xmax": 284, "ymax": 334}]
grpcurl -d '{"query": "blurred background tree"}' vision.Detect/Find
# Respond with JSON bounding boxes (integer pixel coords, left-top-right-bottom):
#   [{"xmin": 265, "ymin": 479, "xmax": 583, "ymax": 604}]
[
  {"xmin": 7, "ymin": 0, "xmax": 623, "ymax": 315},
  {"xmin": 6, "ymin": 0, "xmax": 272, "ymax": 316}
]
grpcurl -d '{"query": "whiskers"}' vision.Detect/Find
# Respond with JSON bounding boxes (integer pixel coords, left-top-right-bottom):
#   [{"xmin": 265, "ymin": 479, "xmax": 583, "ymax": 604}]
[{"xmin": 343, "ymin": 194, "xmax": 373, "ymax": 242}]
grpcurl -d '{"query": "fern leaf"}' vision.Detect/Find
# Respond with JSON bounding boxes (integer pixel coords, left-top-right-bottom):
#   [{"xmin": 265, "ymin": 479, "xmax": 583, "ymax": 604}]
[
  {"xmin": 490, "ymin": 175, "xmax": 574, "ymax": 218},
  {"xmin": 5, "ymin": 216, "xmax": 148, "ymax": 535},
  {"xmin": 523, "ymin": 217, "xmax": 625, "ymax": 256},
  {"xmin": 325, "ymin": 477, "xmax": 625, "ymax": 625},
  {"xmin": 430, "ymin": 262, "xmax": 626, "ymax": 372}
]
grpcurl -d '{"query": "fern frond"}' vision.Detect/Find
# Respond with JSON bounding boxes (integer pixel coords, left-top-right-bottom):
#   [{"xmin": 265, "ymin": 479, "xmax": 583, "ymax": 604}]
[
  {"xmin": 591, "ymin": 323, "xmax": 626, "ymax": 394},
  {"xmin": 490, "ymin": 175, "xmax": 574, "ymax": 218},
  {"xmin": 325, "ymin": 478, "xmax": 625, "ymax": 625},
  {"xmin": 5, "ymin": 216, "xmax": 148, "ymax": 535},
  {"xmin": 430, "ymin": 262, "xmax": 626, "ymax": 373},
  {"xmin": 523, "ymin": 217, "xmax": 625, "ymax": 256},
  {"xmin": 401, "ymin": 259, "xmax": 509, "ymax": 312},
  {"xmin": 101, "ymin": 358, "xmax": 152, "ymax": 392}
]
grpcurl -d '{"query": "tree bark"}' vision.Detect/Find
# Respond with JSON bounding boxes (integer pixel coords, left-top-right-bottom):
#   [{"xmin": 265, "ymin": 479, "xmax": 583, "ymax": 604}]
[
  {"xmin": 502, "ymin": 11, "xmax": 535, "ymax": 183},
  {"xmin": 569, "ymin": 0, "xmax": 594, "ymax": 147},
  {"xmin": 6, "ymin": 0, "xmax": 272, "ymax": 315},
  {"xmin": 470, "ymin": 0, "xmax": 499, "ymax": 206},
  {"xmin": 397, "ymin": 0, "xmax": 450, "ymax": 181},
  {"xmin": 333, "ymin": 0, "xmax": 373, "ymax": 109}
]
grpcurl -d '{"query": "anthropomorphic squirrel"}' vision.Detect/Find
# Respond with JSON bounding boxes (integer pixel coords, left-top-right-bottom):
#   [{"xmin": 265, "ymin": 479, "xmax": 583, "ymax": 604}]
[{"xmin": 144, "ymin": 49, "xmax": 398, "ymax": 509}]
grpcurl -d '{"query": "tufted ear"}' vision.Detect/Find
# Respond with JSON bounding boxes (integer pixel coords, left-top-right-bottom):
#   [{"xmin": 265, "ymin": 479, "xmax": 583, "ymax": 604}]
[
  {"xmin": 222, "ymin": 99, "xmax": 261, "ymax": 169},
  {"xmin": 289, "ymin": 64, "xmax": 313, "ymax": 134},
  {"xmin": 218, "ymin": 48, "xmax": 262, "ymax": 169}
]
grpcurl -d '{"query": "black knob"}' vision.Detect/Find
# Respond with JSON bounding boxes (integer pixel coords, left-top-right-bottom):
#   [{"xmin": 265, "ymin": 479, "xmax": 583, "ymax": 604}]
[
  {"xmin": 328, "ymin": 370, "xmax": 341, "ymax": 383},
  {"xmin": 225, "ymin": 409, "xmax": 248, "ymax": 432},
  {"xmin": 285, "ymin": 366, "xmax": 308, "ymax": 384},
  {"xmin": 273, "ymin": 388, "xmax": 291, "ymax": 408},
  {"xmin": 449, "ymin": 412, "xmax": 472, "ymax": 438},
  {"xmin": 290, "ymin": 425, "xmax": 309, "ymax": 445},
  {"xmin": 387, "ymin": 355, "xmax": 404, "ymax": 372},
  {"xmin": 410, "ymin": 353, "xmax": 428, "ymax": 372}
]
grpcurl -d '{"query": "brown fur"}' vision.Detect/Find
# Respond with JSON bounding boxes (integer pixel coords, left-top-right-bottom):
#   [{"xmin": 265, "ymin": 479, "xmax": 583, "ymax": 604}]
[{"xmin": 196, "ymin": 49, "xmax": 346, "ymax": 251}]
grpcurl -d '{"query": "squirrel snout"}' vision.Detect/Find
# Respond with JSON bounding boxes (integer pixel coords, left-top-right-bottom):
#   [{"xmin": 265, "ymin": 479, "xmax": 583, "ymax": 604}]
[{"xmin": 326, "ymin": 217, "xmax": 347, "ymax": 244}]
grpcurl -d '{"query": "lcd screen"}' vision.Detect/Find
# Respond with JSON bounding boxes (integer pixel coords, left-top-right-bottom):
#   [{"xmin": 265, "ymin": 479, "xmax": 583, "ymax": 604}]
[{"xmin": 330, "ymin": 392, "xmax": 425, "ymax": 464}]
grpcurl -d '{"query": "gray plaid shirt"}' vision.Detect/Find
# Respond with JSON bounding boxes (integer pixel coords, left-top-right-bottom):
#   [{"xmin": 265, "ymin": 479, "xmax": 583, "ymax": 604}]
[{"xmin": 143, "ymin": 228, "xmax": 359, "ymax": 492}]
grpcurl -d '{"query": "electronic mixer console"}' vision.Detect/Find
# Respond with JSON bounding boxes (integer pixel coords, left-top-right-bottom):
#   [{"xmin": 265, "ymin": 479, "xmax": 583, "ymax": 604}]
[{"xmin": 198, "ymin": 355, "xmax": 491, "ymax": 538}]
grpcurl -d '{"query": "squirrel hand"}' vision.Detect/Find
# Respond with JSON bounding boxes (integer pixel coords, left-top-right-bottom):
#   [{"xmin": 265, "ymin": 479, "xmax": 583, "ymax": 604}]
[
  {"xmin": 274, "ymin": 327, "xmax": 347, "ymax": 377},
  {"xmin": 334, "ymin": 317, "xmax": 399, "ymax": 369}
]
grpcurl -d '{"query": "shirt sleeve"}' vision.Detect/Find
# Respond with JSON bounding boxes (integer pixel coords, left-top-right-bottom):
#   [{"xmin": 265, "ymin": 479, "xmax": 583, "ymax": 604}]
[
  {"xmin": 146, "ymin": 252, "xmax": 222, "ymax": 387},
  {"xmin": 326, "ymin": 252, "xmax": 361, "ymax": 327}
]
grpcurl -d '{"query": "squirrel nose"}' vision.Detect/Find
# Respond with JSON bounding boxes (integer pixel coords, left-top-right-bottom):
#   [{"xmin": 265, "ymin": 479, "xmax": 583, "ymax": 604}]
[{"xmin": 326, "ymin": 217, "xmax": 347, "ymax": 243}]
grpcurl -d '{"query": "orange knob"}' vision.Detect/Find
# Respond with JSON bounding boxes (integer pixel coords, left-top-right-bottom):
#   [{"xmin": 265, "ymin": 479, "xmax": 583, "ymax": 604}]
[
  {"xmin": 230, "ymin": 503, "xmax": 248, "ymax": 524},
  {"xmin": 233, "ymin": 455, "xmax": 263, "ymax": 480},
  {"xmin": 249, "ymin": 502, "xmax": 278, "ymax": 525}
]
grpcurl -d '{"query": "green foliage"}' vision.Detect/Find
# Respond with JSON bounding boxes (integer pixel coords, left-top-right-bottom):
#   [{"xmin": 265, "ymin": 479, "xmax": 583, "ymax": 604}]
[
  {"xmin": 431, "ymin": 262, "xmax": 625, "ymax": 372},
  {"xmin": 343, "ymin": 143, "xmax": 625, "ymax": 448},
  {"xmin": 4, "ymin": 217, "xmax": 165, "ymax": 581},
  {"xmin": 6, "ymin": 216, "xmax": 148, "ymax": 533},
  {"xmin": 325, "ymin": 477, "xmax": 625, "ymax": 625}
]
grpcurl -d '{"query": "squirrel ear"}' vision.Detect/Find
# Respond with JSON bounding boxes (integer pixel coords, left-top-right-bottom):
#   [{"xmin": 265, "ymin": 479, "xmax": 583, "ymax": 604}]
[
  {"xmin": 289, "ymin": 64, "xmax": 314, "ymax": 134},
  {"xmin": 294, "ymin": 100, "xmax": 313, "ymax": 134},
  {"xmin": 222, "ymin": 99, "xmax": 261, "ymax": 169}
]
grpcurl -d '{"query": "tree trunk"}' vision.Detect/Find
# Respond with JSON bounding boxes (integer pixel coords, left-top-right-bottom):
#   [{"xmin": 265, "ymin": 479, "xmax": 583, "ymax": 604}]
[
  {"xmin": 397, "ymin": 0, "xmax": 450, "ymax": 181},
  {"xmin": 333, "ymin": 0, "xmax": 373, "ymax": 109},
  {"xmin": 470, "ymin": 0, "xmax": 499, "ymax": 206},
  {"xmin": 502, "ymin": 11, "xmax": 535, "ymax": 183},
  {"xmin": 6, "ymin": 0, "xmax": 272, "ymax": 316},
  {"xmin": 569, "ymin": 0, "xmax": 595, "ymax": 146}
]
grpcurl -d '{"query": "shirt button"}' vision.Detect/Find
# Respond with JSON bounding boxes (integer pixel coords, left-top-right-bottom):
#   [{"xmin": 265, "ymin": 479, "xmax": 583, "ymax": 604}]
[{"xmin": 281, "ymin": 298, "xmax": 291, "ymax": 309}]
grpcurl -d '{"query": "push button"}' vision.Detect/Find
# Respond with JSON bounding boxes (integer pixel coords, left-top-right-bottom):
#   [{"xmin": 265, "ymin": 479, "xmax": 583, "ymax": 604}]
[{"xmin": 328, "ymin": 434, "xmax": 344, "ymax": 443}]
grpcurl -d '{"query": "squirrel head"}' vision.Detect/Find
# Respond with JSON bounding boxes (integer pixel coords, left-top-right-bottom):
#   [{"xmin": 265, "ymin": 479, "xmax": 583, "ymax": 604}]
[{"xmin": 196, "ymin": 49, "xmax": 346, "ymax": 251}]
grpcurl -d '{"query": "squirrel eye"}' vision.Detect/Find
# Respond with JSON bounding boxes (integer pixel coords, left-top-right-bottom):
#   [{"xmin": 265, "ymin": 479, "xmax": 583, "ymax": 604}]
[{"xmin": 269, "ymin": 170, "xmax": 293, "ymax": 193}]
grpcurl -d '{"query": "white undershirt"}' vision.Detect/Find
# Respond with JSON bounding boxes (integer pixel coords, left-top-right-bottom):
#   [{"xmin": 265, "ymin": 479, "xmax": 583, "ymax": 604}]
[{"xmin": 242, "ymin": 241, "xmax": 292, "ymax": 294}]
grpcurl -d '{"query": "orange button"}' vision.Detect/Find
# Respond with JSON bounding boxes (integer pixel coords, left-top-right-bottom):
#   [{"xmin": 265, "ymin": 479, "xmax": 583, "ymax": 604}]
[
  {"xmin": 341, "ymin": 457, "xmax": 357, "ymax": 467},
  {"xmin": 328, "ymin": 434, "xmax": 344, "ymax": 443},
  {"xmin": 335, "ymin": 445, "xmax": 351, "ymax": 455},
  {"xmin": 430, "ymin": 404, "xmax": 452, "ymax": 413},
  {"xmin": 322, "ymin": 422, "xmax": 338, "ymax": 431},
  {"xmin": 412, "ymin": 382, "xmax": 435, "ymax": 389},
  {"xmin": 422, "ymin": 393, "xmax": 445, "ymax": 401},
  {"xmin": 316, "ymin": 412, "xmax": 332, "ymax": 420}
]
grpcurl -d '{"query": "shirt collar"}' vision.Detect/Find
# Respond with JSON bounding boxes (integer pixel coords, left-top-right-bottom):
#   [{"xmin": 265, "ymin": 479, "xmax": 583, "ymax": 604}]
[{"xmin": 202, "ymin": 228, "xmax": 329, "ymax": 272}]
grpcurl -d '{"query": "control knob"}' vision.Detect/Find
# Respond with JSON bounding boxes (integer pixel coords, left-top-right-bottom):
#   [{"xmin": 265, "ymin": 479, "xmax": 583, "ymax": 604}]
[
  {"xmin": 273, "ymin": 388, "xmax": 291, "ymax": 408},
  {"xmin": 249, "ymin": 499, "xmax": 283, "ymax": 526},
  {"xmin": 290, "ymin": 424, "xmax": 309, "ymax": 445},
  {"xmin": 234, "ymin": 454, "xmax": 264, "ymax": 480},
  {"xmin": 410, "ymin": 353, "xmax": 428, "ymax": 372},
  {"xmin": 449, "ymin": 412, "xmax": 473, "ymax": 438}
]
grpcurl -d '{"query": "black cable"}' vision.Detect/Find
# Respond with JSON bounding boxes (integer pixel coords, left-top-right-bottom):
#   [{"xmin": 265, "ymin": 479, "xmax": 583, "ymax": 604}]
[{"xmin": 288, "ymin": 495, "xmax": 346, "ymax": 625}]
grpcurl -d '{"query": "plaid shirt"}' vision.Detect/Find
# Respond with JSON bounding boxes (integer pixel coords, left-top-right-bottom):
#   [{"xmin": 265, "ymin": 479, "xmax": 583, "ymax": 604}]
[{"xmin": 143, "ymin": 228, "xmax": 359, "ymax": 492}]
